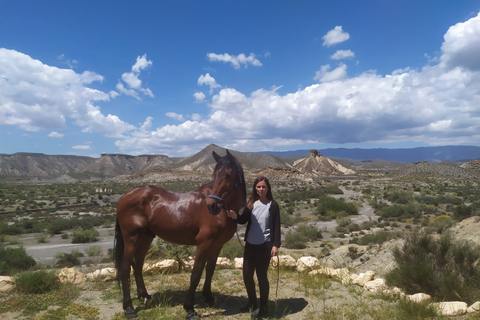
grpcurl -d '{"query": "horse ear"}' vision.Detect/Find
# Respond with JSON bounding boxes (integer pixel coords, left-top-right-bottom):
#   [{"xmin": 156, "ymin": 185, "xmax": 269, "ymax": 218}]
[
  {"xmin": 226, "ymin": 149, "xmax": 234, "ymax": 160},
  {"xmin": 212, "ymin": 151, "xmax": 222, "ymax": 162}
]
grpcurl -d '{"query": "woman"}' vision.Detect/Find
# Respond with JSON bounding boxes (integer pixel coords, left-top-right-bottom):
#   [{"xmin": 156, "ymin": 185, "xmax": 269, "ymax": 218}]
[{"xmin": 227, "ymin": 176, "xmax": 281, "ymax": 318}]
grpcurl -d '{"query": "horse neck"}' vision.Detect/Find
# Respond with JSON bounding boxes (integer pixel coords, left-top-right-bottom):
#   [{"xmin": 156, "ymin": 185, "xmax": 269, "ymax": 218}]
[{"xmin": 226, "ymin": 184, "xmax": 246, "ymax": 212}]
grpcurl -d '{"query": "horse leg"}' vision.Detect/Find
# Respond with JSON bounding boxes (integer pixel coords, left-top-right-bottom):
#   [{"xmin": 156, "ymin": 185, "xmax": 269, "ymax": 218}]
[
  {"xmin": 132, "ymin": 233, "xmax": 155, "ymax": 306},
  {"xmin": 119, "ymin": 238, "xmax": 138, "ymax": 318},
  {"xmin": 183, "ymin": 243, "xmax": 210, "ymax": 320},
  {"xmin": 202, "ymin": 245, "xmax": 222, "ymax": 307}
]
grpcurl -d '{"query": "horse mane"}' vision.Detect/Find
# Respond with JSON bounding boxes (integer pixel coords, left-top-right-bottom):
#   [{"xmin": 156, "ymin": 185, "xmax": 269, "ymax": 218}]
[{"xmin": 213, "ymin": 151, "xmax": 247, "ymax": 208}]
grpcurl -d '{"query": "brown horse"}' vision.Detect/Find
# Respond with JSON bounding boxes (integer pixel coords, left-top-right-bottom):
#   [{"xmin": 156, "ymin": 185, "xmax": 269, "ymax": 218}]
[{"xmin": 114, "ymin": 150, "xmax": 246, "ymax": 319}]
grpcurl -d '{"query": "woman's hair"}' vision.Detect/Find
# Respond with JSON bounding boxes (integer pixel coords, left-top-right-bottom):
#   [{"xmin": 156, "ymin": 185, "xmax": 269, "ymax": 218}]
[{"xmin": 247, "ymin": 176, "xmax": 274, "ymax": 209}]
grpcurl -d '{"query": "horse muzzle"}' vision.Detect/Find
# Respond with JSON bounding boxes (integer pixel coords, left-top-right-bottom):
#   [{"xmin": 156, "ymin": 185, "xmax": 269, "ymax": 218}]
[{"xmin": 207, "ymin": 194, "xmax": 224, "ymax": 216}]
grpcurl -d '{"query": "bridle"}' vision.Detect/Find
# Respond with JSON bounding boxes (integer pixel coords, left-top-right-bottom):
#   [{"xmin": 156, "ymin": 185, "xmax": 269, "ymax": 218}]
[{"xmin": 208, "ymin": 169, "xmax": 243, "ymax": 210}]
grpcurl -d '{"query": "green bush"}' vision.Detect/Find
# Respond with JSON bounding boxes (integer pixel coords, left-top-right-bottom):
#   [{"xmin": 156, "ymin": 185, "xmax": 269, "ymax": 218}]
[
  {"xmin": 377, "ymin": 203, "xmax": 419, "ymax": 219},
  {"xmin": 14, "ymin": 269, "xmax": 60, "ymax": 294},
  {"xmin": 84, "ymin": 245, "xmax": 103, "ymax": 257},
  {"xmin": 349, "ymin": 230, "xmax": 403, "ymax": 245},
  {"xmin": 55, "ymin": 249, "xmax": 84, "ymax": 267},
  {"xmin": 71, "ymin": 228, "xmax": 99, "ymax": 243},
  {"xmin": 0, "ymin": 246, "xmax": 36, "ymax": 275},
  {"xmin": 220, "ymin": 238, "xmax": 244, "ymax": 260},
  {"xmin": 316, "ymin": 195, "xmax": 358, "ymax": 217},
  {"xmin": 284, "ymin": 223, "xmax": 322, "ymax": 249},
  {"xmin": 385, "ymin": 232, "xmax": 480, "ymax": 304}
]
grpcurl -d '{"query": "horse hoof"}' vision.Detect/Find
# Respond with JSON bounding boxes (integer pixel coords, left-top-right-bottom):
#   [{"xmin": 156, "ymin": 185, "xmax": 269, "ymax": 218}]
[
  {"xmin": 186, "ymin": 310, "xmax": 200, "ymax": 320},
  {"xmin": 125, "ymin": 307, "xmax": 138, "ymax": 319}
]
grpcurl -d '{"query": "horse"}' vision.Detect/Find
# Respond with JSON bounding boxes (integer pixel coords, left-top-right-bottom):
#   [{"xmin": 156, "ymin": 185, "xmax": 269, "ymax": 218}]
[{"xmin": 114, "ymin": 149, "xmax": 246, "ymax": 319}]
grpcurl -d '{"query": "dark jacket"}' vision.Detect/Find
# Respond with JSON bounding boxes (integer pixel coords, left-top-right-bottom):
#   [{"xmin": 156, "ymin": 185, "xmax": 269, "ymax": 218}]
[{"xmin": 237, "ymin": 200, "xmax": 281, "ymax": 248}]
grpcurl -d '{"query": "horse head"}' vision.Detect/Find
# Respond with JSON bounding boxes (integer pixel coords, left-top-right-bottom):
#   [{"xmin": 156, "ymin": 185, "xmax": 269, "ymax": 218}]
[{"xmin": 207, "ymin": 149, "xmax": 246, "ymax": 216}]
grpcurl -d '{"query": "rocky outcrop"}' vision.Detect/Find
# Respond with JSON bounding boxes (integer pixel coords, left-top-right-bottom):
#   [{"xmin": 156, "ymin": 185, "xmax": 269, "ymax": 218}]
[{"xmin": 292, "ymin": 150, "xmax": 355, "ymax": 176}]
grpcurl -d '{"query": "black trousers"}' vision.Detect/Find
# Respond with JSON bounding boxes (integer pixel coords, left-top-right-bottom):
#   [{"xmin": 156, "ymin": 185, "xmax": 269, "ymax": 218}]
[{"xmin": 243, "ymin": 241, "xmax": 272, "ymax": 308}]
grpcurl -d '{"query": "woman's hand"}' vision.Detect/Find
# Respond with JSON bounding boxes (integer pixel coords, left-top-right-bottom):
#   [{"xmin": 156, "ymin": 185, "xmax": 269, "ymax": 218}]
[
  {"xmin": 271, "ymin": 246, "xmax": 278, "ymax": 257},
  {"xmin": 227, "ymin": 210, "xmax": 237, "ymax": 220}
]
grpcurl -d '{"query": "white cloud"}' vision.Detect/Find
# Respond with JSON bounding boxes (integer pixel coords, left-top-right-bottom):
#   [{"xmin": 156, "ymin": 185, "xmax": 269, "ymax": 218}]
[
  {"xmin": 322, "ymin": 26, "xmax": 350, "ymax": 47},
  {"xmin": 314, "ymin": 63, "xmax": 348, "ymax": 82},
  {"xmin": 0, "ymin": 48, "xmax": 136, "ymax": 138},
  {"xmin": 197, "ymin": 73, "xmax": 221, "ymax": 93},
  {"xmin": 72, "ymin": 144, "xmax": 93, "ymax": 150},
  {"xmin": 207, "ymin": 53, "xmax": 262, "ymax": 69},
  {"xmin": 48, "ymin": 131, "xmax": 63, "ymax": 138},
  {"xmin": 194, "ymin": 92, "xmax": 206, "ymax": 102},
  {"xmin": 116, "ymin": 54, "xmax": 154, "ymax": 100},
  {"xmin": 166, "ymin": 112, "xmax": 185, "ymax": 121},
  {"xmin": 440, "ymin": 12, "xmax": 480, "ymax": 71},
  {"xmin": 331, "ymin": 50, "xmax": 355, "ymax": 60}
]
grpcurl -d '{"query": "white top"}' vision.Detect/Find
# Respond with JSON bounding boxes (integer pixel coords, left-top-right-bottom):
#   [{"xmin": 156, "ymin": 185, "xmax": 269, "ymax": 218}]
[{"xmin": 246, "ymin": 200, "xmax": 271, "ymax": 245}]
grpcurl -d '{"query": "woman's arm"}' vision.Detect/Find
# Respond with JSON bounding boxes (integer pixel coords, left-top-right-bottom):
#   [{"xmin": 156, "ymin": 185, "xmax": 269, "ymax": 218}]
[{"xmin": 227, "ymin": 207, "xmax": 251, "ymax": 224}]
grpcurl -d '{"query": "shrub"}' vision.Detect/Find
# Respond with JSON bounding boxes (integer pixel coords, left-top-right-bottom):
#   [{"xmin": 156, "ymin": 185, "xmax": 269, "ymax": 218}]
[
  {"xmin": 34, "ymin": 233, "xmax": 49, "ymax": 243},
  {"xmin": 71, "ymin": 228, "xmax": 99, "ymax": 243},
  {"xmin": 284, "ymin": 223, "xmax": 322, "ymax": 249},
  {"xmin": 84, "ymin": 245, "xmax": 103, "ymax": 257},
  {"xmin": 220, "ymin": 238, "xmax": 243, "ymax": 260},
  {"xmin": 55, "ymin": 249, "xmax": 84, "ymax": 267},
  {"xmin": 0, "ymin": 246, "xmax": 36, "ymax": 275},
  {"xmin": 316, "ymin": 195, "xmax": 358, "ymax": 217},
  {"xmin": 349, "ymin": 230, "xmax": 403, "ymax": 245},
  {"xmin": 14, "ymin": 269, "xmax": 60, "ymax": 294},
  {"xmin": 385, "ymin": 232, "xmax": 480, "ymax": 304}
]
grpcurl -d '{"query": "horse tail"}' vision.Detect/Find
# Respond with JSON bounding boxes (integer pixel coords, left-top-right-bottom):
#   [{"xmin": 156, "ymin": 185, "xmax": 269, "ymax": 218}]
[{"xmin": 114, "ymin": 217, "xmax": 124, "ymax": 283}]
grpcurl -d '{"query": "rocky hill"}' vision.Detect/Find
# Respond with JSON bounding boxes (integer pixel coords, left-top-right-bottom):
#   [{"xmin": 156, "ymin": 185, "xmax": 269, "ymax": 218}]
[
  {"xmin": 461, "ymin": 160, "xmax": 480, "ymax": 173},
  {"xmin": 81, "ymin": 153, "xmax": 172, "ymax": 176},
  {"xmin": 0, "ymin": 153, "xmax": 95, "ymax": 176},
  {"xmin": 392, "ymin": 161, "xmax": 480, "ymax": 182},
  {"xmin": 291, "ymin": 150, "xmax": 355, "ymax": 176}
]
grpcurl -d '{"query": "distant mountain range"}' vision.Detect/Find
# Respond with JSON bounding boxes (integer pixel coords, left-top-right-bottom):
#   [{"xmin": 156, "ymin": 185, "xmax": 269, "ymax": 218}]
[{"xmin": 262, "ymin": 146, "xmax": 480, "ymax": 163}]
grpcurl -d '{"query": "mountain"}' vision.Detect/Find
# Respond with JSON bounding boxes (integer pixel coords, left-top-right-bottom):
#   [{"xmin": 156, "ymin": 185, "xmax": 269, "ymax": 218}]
[
  {"xmin": 81, "ymin": 153, "xmax": 172, "ymax": 176},
  {"xmin": 292, "ymin": 150, "xmax": 355, "ymax": 176},
  {"xmin": 263, "ymin": 146, "xmax": 480, "ymax": 163},
  {"xmin": 172, "ymin": 144, "xmax": 291, "ymax": 171}
]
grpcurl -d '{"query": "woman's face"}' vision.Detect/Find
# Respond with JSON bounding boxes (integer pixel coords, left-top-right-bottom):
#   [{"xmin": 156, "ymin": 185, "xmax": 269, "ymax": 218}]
[{"xmin": 255, "ymin": 180, "xmax": 268, "ymax": 199}]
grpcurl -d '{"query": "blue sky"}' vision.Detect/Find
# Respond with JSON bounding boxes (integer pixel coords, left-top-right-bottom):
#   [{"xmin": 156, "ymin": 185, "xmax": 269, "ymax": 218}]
[{"xmin": 1, "ymin": 1, "xmax": 480, "ymax": 157}]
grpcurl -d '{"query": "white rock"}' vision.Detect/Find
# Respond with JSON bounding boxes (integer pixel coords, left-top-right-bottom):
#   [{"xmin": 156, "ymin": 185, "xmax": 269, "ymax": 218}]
[
  {"xmin": 182, "ymin": 256, "xmax": 195, "ymax": 271},
  {"xmin": 364, "ymin": 278, "xmax": 386, "ymax": 292},
  {"xmin": 406, "ymin": 293, "xmax": 431, "ymax": 303},
  {"xmin": 433, "ymin": 301, "xmax": 468, "ymax": 316},
  {"xmin": 58, "ymin": 267, "xmax": 86, "ymax": 284},
  {"xmin": 0, "ymin": 276, "xmax": 15, "ymax": 292},
  {"xmin": 144, "ymin": 259, "xmax": 179, "ymax": 274},
  {"xmin": 234, "ymin": 257, "xmax": 243, "ymax": 269},
  {"xmin": 308, "ymin": 267, "xmax": 350, "ymax": 282},
  {"xmin": 468, "ymin": 301, "xmax": 480, "ymax": 313},
  {"xmin": 382, "ymin": 286, "xmax": 404, "ymax": 298},
  {"xmin": 277, "ymin": 255, "xmax": 296, "ymax": 270},
  {"xmin": 87, "ymin": 267, "xmax": 117, "ymax": 281},
  {"xmin": 216, "ymin": 257, "xmax": 232, "ymax": 269},
  {"xmin": 296, "ymin": 256, "xmax": 319, "ymax": 272},
  {"xmin": 352, "ymin": 271, "xmax": 375, "ymax": 286}
]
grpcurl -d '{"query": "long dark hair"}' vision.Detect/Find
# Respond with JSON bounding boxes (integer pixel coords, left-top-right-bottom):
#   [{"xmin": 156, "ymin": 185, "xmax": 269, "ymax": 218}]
[{"xmin": 247, "ymin": 176, "xmax": 274, "ymax": 210}]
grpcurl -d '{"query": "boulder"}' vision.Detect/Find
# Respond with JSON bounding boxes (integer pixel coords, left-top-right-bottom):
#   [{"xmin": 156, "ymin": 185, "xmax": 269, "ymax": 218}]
[
  {"xmin": 364, "ymin": 278, "xmax": 386, "ymax": 292},
  {"xmin": 216, "ymin": 257, "xmax": 232, "ymax": 269},
  {"xmin": 86, "ymin": 267, "xmax": 117, "ymax": 281},
  {"xmin": 0, "ymin": 276, "xmax": 15, "ymax": 292},
  {"xmin": 278, "ymin": 255, "xmax": 297, "ymax": 270},
  {"xmin": 234, "ymin": 257, "xmax": 243, "ymax": 269},
  {"xmin": 468, "ymin": 301, "xmax": 480, "ymax": 313},
  {"xmin": 433, "ymin": 301, "xmax": 468, "ymax": 316},
  {"xmin": 352, "ymin": 271, "xmax": 375, "ymax": 286},
  {"xmin": 406, "ymin": 293, "xmax": 431, "ymax": 303},
  {"xmin": 144, "ymin": 259, "xmax": 179, "ymax": 274},
  {"xmin": 296, "ymin": 256, "xmax": 319, "ymax": 272},
  {"xmin": 308, "ymin": 267, "xmax": 350, "ymax": 282},
  {"xmin": 182, "ymin": 256, "xmax": 195, "ymax": 271},
  {"xmin": 58, "ymin": 267, "xmax": 86, "ymax": 284}
]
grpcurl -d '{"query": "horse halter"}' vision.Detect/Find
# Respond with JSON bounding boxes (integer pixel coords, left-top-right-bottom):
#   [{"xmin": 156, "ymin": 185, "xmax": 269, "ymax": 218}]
[{"xmin": 208, "ymin": 170, "xmax": 242, "ymax": 206}]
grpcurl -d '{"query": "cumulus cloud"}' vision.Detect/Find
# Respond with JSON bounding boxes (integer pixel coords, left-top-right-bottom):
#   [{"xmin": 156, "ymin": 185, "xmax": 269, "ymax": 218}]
[
  {"xmin": 0, "ymin": 48, "xmax": 136, "ymax": 137},
  {"xmin": 314, "ymin": 63, "xmax": 348, "ymax": 82},
  {"xmin": 48, "ymin": 131, "xmax": 64, "ymax": 138},
  {"xmin": 194, "ymin": 92, "xmax": 206, "ymax": 102},
  {"xmin": 72, "ymin": 144, "xmax": 93, "ymax": 150},
  {"xmin": 197, "ymin": 73, "xmax": 221, "ymax": 93},
  {"xmin": 166, "ymin": 112, "xmax": 185, "ymax": 121},
  {"xmin": 207, "ymin": 52, "xmax": 262, "ymax": 69},
  {"xmin": 331, "ymin": 50, "xmax": 355, "ymax": 60},
  {"xmin": 322, "ymin": 26, "xmax": 350, "ymax": 47},
  {"xmin": 440, "ymin": 12, "xmax": 480, "ymax": 71},
  {"xmin": 116, "ymin": 54, "xmax": 154, "ymax": 100}
]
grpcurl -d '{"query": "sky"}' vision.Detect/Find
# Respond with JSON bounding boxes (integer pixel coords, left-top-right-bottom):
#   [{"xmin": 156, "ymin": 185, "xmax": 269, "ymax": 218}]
[{"xmin": 1, "ymin": 1, "xmax": 480, "ymax": 158}]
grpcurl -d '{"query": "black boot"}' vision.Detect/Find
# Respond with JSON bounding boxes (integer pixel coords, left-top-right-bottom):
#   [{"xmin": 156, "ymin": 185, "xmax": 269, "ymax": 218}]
[
  {"xmin": 240, "ymin": 301, "xmax": 257, "ymax": 313},
  {"xmin": 251, "ymin": 305, "xmax": 268, "ymax": 319}
]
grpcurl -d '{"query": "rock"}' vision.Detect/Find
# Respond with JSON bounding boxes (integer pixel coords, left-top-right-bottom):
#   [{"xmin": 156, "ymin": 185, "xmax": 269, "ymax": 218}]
[
  {"xmin": 143, "ymin": 259, "xmax": 179, "ymax": 274},
  {"xmin": 86, "ymin": 267, "xmax": 117, "ymax": 281},
  {"xmin": 182, "ymin": 256, "xmax": 195, "ymax": 271},
  {"xmin": 309, "ymin": 267, "xmax": 350, "ymax": 282},
  {"xmin": 433, "ymin": 301, "xmax": 468, "ymax": 316},
  {"xmin": 352, "ymin": 271, "xmax": 375, "ymax": 286},
  {"xmin": 467, "ymin": 301, "xmax": 480, "ymax": 313},
  {"xmin": 382, "ymin": 286, "xmax": 404, "ymax": 298},
  {"xmin": 364, "ymin": 278, "xmax": 386, "ymax": 292},
  {"xmin": 296, "ymin": 256, "xmax": 319, "ymax": 272},
  {"xmin": 278, "ymin": 255, "xmax": 296, "ymax": 270},
  {"xmin": 0, "ymin": 276, "xmax": 15, "ymax": 292},
  {"xmin": 58, "ymin": 267, "xmax": 86, "ymax": 284},
  {"xmin": 234, "ymin": 257, "xmax": 243, "ymax": 269},
  {"xmin": 216, "ymin": 257, "xmax": 232, "ymax": 269},
  {"xmin": 406, "ymin": 293, "xmax": 431, "ymax": 303}
]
